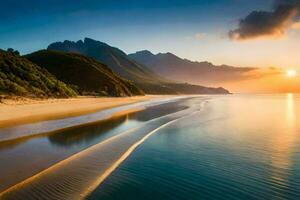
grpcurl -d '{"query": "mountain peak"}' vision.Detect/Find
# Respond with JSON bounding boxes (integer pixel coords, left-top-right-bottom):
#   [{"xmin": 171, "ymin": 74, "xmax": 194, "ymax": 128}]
[
  {"xmin": 157, "ymin": 52, "xmax": 178, "ymax": 58},
  {"xmin": 133, "ymin": 50, "xmax": 154, "ymax": 56},
  {"xmin": 83, "ymin": 37, "xmax": 108, "ymax": 47}
]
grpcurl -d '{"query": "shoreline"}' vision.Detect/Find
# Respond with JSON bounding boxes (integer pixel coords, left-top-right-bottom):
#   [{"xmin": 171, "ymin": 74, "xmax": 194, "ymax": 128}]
[
  {"xmin": 0, "ymin": 95, "xmax": 165, "ymax": 129},
  {"xmin": 0, "ymin": 102, "xmax": 195, "ymax": 199}
]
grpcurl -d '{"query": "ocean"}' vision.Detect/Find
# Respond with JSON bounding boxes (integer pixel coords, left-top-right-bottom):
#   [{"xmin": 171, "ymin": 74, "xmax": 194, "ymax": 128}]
[
  {"xmin": 1, "ymin": 94, "xmax": 300, "ymax": 200},
  {"xmin": 87, "ymin": 94, "xmax": 300, "ymax": 200}
]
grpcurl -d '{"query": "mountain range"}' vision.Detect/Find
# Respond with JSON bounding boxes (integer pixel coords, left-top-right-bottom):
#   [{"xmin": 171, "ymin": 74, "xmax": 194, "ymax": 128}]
[
  {"xmin": 0, "ymin": 37, "xmax": 231, "ymax": 98},
  {"xmin": 48, "ymin": 38, "xmax": 160, "ymax": 83},
  {"xmin": 48, "ymin": 38, "xmax": 229, "ymax": 94},
  {"xmin": 129, "ymin": 50, "xmax": 256, "ymax": 87}
]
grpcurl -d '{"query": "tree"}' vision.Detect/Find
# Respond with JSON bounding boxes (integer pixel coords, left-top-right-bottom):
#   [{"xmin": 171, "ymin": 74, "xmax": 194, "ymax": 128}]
[{"xmin": 7, "ymin": 48, "xmax": 20, "ymax": 56}]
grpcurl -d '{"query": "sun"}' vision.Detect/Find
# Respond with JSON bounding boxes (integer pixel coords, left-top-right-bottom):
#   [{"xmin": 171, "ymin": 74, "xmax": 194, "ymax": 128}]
[{"xmin": 286, "ymin": 69, "xmax": 297, "ymax": 78}]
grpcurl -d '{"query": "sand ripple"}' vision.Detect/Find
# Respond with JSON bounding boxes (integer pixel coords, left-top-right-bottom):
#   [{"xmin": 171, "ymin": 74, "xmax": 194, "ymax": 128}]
[{"xmin": 0, "ymin": 107, "xmax": 199, "ymax": 200}]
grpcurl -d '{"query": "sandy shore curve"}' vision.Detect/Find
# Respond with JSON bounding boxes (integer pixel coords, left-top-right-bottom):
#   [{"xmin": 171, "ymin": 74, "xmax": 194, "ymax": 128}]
[{"xmin": 0, "ymin": 96, "xmax": 158, "ymax": 128}]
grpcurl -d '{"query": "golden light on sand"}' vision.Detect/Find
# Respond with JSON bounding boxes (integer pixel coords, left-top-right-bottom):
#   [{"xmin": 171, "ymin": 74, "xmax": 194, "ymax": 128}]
[{"xmin": 286, "ymin": 69, "xmax": 297, "ymax": 78}]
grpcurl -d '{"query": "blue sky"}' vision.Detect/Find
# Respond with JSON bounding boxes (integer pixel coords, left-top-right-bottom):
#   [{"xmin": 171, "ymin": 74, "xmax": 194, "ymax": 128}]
[{"xmin": 2, "ymin": 0, "xmax": 300, "ymax": 68}]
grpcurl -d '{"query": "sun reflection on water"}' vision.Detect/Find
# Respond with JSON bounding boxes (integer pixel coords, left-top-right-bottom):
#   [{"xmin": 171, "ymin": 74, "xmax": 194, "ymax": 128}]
[
  {"xmin": 286, "ymin": 93, "xmax": 295, "ymax": 127},
  {"xmin": 269, "ymin": 93, "xmax": 297, "ymax": 189}
]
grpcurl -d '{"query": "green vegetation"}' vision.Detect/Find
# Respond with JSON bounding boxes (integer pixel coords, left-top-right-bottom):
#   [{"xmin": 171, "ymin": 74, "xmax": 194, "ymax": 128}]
[
  {"xmin": 26, "ymin": 50, "xmax": 144, "ymax": 97},
  {"xmin": 6, "ymin": 48, "xmax": 20, "ymax": 56},
  {"xmin": 0, "ymin": 49, "xmax": 77, "ymax": 98}
]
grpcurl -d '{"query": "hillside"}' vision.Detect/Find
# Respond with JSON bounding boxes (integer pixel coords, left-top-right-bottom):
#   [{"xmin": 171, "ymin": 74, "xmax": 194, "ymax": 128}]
[
  {"xmin": 26, "ymin": 50, "xmax": 144, "ymax": 97},
  {"xmin": 47, "ymin": 38, "xmax": 230, "ymax": 94},
  {"xmin": 48, "ymin": 38, "xmax": 164, "ymax": 83},
  {"xmin": 129, "ymin": 50, "xmax": 256, "ymax": 86},
  {"xmin": 0, "ymin": 50, "xmax": 77, "ymax": 98}
]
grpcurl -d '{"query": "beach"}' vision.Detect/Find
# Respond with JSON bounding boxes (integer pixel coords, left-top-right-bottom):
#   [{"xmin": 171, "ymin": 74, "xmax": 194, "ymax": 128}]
[
  {"xmin": 0, "ymin": 95, "xmax": 190, "ymax": 196},
  {"xmin": 0, "ymin": 96, "xmax": 158, "ymax": 128}
]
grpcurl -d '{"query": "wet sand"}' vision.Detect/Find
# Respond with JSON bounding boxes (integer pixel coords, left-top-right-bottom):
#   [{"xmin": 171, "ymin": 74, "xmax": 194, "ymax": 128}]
[
  {"xmin": 0, "ymin": 101, "xmax": 199, "ymax": 200},
  {"xmin": 0, "ymin": 96, "xmax": 160, "ymax": 128}
]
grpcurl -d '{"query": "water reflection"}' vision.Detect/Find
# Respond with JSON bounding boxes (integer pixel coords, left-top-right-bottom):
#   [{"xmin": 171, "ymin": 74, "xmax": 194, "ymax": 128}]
[
  {"xmin": 48, "ymin": 102, "xmax": 188, "ymax": 147},
  {"xmin": 268, "ymin": 93, "xmax": 297, "ymax": 194},
  {"xmin": 286, "ymin": 93, "xmax": 295, "ymax": 127},
  {"xmin": 48, "ymin": 115, "xmax": 129, "ymax": 147},
  {"xmin": 129, "ymin": 102, "xmax": 188, "ymax": 122}
]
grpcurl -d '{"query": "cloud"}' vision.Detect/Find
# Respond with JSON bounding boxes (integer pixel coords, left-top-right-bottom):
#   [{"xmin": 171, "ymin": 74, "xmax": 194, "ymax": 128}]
[{"xmin": 229, "ymin": 0, "xmax": 300, "ymax": 40}]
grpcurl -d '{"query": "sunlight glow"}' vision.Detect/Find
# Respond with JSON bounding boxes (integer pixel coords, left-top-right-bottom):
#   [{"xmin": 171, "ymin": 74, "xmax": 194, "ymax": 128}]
[{"xmin": 286, "ymin": 69, "xmax": 297, "ymax": 78}]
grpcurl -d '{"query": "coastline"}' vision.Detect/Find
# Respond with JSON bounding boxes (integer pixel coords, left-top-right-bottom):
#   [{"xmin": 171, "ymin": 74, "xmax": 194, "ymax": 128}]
[
  {"xmin": 0, "ymin": 98, "xmax": 195, "ymax": 199},
  {"xmin": 0, "ymin": 95, "xmax": 188, "ymax": 193},
  {"xmin": 0, "ymin": 95, "xmax": 162, "ymax": 128}
]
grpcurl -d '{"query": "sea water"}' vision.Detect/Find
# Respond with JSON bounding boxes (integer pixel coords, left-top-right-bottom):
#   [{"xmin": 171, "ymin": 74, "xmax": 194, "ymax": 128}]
[{"xmin": 88, "ymin": 94, "xmax": 300, "ymax": 200}]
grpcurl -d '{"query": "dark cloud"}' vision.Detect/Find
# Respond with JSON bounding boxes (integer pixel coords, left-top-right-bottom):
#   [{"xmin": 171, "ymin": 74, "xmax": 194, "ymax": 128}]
[{"xmin": 229, "ymin": 0, "xmax": 300, "ymax": 40}]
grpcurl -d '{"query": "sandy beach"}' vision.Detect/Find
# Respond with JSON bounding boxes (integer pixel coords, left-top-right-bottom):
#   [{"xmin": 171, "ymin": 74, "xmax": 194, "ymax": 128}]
[{"xmin": 0, "ymin": 96, "xmax": 160, "ymax": 128}]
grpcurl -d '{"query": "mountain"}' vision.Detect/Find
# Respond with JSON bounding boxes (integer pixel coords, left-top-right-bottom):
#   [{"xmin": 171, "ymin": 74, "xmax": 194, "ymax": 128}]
[
  {"xmin": 129, "ymin": 50, "xmax": 256, "ymax": 86},
  {"xmin": 26, "ymin": 50, "xmax": 144, "ymax": 97},
  {"xmin": 0, "ymin": 49, "xmax": 77, "ymax": 98},
  {"xmin": 48, "ymin": 38, "xmax": 164, "ymax": 83},
  {"xmin": 47, "ymin": 38, "xmax": 229, "ymax": 94}
]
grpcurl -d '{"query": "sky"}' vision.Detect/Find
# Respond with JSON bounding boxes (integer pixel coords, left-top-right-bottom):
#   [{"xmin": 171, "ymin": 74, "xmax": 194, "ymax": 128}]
[{"xmin": 0, "ymin": 0, "xmax": 300, "ymax": 70}]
